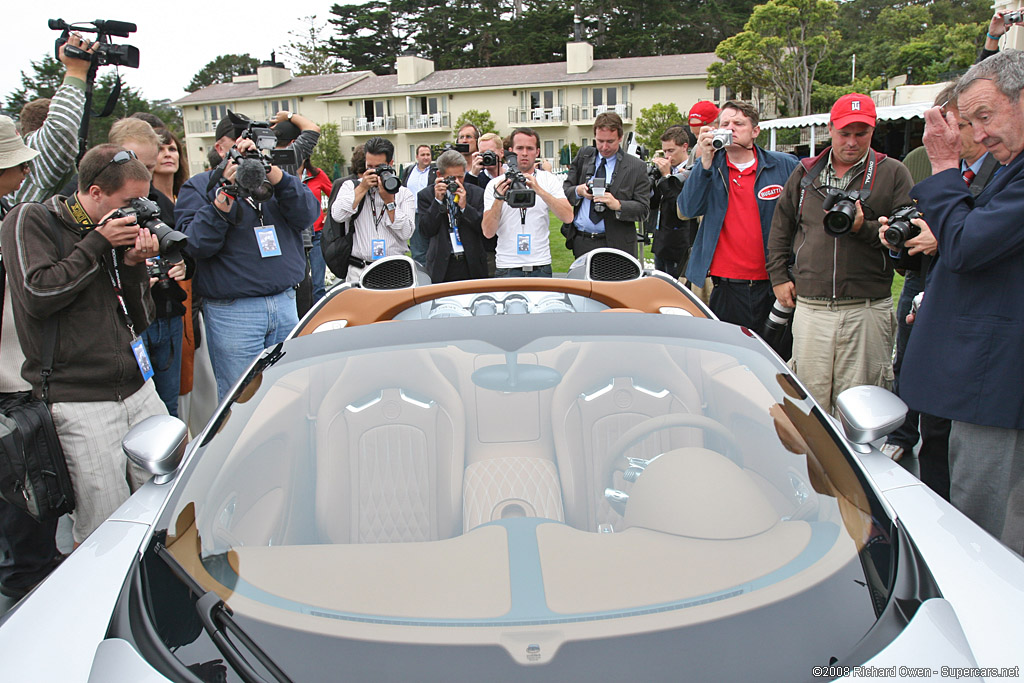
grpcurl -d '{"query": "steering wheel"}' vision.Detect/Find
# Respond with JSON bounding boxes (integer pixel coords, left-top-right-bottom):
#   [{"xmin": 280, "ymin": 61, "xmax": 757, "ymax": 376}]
[{"xmin": 604, "ymin": 413, "xmax": 743, "ymax": 490}]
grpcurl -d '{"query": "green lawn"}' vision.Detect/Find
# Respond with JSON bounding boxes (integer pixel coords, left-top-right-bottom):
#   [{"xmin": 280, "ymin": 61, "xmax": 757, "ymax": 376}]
[{"xmin": 547, "ymin": 215, "xmax": 653, "ymax": 273}]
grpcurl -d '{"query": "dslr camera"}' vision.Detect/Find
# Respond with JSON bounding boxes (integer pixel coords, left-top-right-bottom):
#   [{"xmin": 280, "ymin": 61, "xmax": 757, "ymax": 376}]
[
  {"xmin": 107, "ymin": 197, "xmax": 187, "ymax": 263},
  {"xmin": 49, "ymin": 18, "xmax": 140, "ymax": 68},
  {"xmin": 821, "ymin": 188, "xmax": 863, "ymax": 237},
  {"xmin": 443, "ymin": 176, "xmax": 460, "ymax": 194},
  {"xmin": 373, "ymin": 165, "xmax": 402, "ymax": 194},
  {"xmin": 479, "ymin": 150, "xmax": 499, "ymax": 167},
  {"xmin": 883, "ymin": 206, "xmax": 923, "ymax": 251},
  {"xmin": 502, "ymin": 154, "xmax": 536, "ymax": 208},
  {"xmin": 711, "ymin": 129, "xmax": 733, "ymax": 150}
]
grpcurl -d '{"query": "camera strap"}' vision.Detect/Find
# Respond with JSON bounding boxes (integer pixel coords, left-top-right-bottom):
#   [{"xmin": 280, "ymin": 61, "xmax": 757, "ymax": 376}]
[
  {"xmin": 103, "ymin": 250, "xmax": 137, "ymax": 339},
  {"xmin": 798, "ymin": 149, "xmax": 877, "ymax": 216}
]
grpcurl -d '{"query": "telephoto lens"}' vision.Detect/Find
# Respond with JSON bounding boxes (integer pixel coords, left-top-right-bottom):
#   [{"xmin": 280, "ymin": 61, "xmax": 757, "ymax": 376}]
[{"xmin": 760, "ymin": 300, "xmax": 795, "ymax": 359}]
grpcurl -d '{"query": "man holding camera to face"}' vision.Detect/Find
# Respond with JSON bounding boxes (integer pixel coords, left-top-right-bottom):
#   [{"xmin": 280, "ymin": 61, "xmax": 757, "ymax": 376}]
[
  {"xmin": 563, "ymin": 112, "xmax": 651, "ymax": 259},
  {"xmin": 418, "ymin": 150, "xmax": 487, "ymax": 282},
  {"xmin": 679, "ymin": 100, "xmax": 798, "ymax": 330},
  {"xmin": 650, "ymin": 125, "xmax": 699, "ymax": 279},
  {"xmin": 176, "ymin": 111, "xmax": 319, "ymax": 403},
  {"xmin": 329, "ymin": 136, "xmax": 415, "ymax": 283},
  {"xmin": 1, "ymin": 144, "xmax": 169, "ymax": 547},
  {"xmin": 766, "ymin": 94, "xmax": 913, "ymax": 415}
]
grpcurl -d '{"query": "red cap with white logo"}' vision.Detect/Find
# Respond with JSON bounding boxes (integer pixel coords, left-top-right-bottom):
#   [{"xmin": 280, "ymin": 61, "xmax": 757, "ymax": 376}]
[{"xmin": 830, "ymin": 93, "xmax": 876, "ymax": 129}]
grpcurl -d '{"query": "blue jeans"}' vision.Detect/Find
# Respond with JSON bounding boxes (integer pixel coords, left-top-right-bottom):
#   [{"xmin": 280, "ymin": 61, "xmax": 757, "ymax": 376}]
[
  {"xmin": 494, "ymin": 264, "xmax": 553, "ymax": 278},
  {"xmin": 309, "ymin": 231, "xmax": 327, "ymax": 304},
  {"xmin": 141, "ymin": 316, "xmax": 183, "ymax": 417},
  {"xmin": 203, "ymin": 289, "xmax": 298, "ymax": 402}
]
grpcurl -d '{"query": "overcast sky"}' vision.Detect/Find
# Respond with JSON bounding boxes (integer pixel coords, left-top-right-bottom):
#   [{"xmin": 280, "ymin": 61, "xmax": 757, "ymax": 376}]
[{"xmin": 4, "ymin": 2, "xmax": 343, "ymax": 107}]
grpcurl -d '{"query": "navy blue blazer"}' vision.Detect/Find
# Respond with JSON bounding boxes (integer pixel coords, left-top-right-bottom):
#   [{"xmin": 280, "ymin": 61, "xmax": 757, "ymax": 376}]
[{"xmin": 901, "ymin": 155, "xmax": 1024, "ymax": 429}]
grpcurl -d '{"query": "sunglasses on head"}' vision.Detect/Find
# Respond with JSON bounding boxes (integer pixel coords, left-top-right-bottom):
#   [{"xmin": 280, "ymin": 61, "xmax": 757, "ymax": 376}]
[{"xmin": 83, "ymin": 149, "xmax": 137, "ymax": 189}]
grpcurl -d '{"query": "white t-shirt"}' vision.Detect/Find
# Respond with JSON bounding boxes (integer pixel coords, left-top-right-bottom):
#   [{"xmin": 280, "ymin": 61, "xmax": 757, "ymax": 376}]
[{"xmin": 484, "ymin": 170, "xmax": 566, "ymax": 268}]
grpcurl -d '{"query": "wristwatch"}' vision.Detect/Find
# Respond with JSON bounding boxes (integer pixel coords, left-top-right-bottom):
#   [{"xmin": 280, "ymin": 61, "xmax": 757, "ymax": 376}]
[
  {"xmin": 385, "ymin": 201, "xmax": 397, "ymax": 211},
  {"xmin": 286, "ymin": 111, "xmax": 295, "ymax": 121}
]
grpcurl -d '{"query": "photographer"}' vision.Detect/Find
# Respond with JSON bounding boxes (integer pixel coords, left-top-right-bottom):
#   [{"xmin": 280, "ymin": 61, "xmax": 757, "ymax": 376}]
[
  {"xmin": 175, "ymin": 112, "xmax": 319, "ymax": 402},
  {"xmin": 766, "ymin": 94, "xmax": 913, "ymax": 415},
  {"xmin": 456, "ymin": 123, "xmax": 480, "ymax": 184},
  {"xmin": 329, "ymin": 136, "xmax": 414, "ymax": 282},
  {"xmin": 563, "ymin": 112, "xmax": 651, "ymax": 259},
  {"xmin": 1, "ymin": 145, "xmax": 168, "ymax": 548},
  {"xmin": 468, "ymin": 132, "xmax": 505, "ymax": 188},
  {"xmin": 679, "ymin": 100, "xmax": 797, "ymax": 329},
  {"xmin": 482, "ymin": 127, "xmax": 573, "ymax": 278},
  {"xmin": 418, "ymin": 150, "xmax": 487, "ymax": 282},
  {"xmin": 401, "ymin": 144, "xmax": 436, "ymax": 266},
  {"xmin": 650, "ymin": 125, "xmax": 699, "ymax": 279}
]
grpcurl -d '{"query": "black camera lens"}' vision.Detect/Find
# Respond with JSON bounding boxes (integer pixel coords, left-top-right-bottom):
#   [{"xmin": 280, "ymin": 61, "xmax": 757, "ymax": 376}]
[
  {"xmin": 823, "ymin": 204, "xmax": 855, "ymax": 236},
  {"xmin": 375, "ymin": 165, "xmax": 402, "ymax": 194},
  {"xmin": 883, "ymin": 206, "xmax": 922, "ymax": 251},
  {"xmin": 480, "ymin": 150, "xmax": 498, "ymax": 167}
]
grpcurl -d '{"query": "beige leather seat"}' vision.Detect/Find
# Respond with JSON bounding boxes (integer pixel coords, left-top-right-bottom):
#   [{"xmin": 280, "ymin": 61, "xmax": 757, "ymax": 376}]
[
  {"xmin": 551, "ymin": 343, "xmax": 704, "ymax": 531},
  {"xmin": 314, "ymin": 351, "xmax": 465, "ymax": 543}
]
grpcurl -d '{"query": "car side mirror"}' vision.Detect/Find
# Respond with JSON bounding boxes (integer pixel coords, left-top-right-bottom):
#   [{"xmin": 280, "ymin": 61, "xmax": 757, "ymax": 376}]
[
  {"xmin": 834, "ymin": 385, "xmax": 908, "ymax": 446},
  {"xmin": 122, "ymin": 415, "xmax": 188, "ymax": 484}
]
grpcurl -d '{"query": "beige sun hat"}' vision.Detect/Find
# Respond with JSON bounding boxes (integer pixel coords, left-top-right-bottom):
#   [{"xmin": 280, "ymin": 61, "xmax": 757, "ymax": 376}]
[{"xmin": 0, "ymin": 115, "xmax": 41, "ymax": 170}]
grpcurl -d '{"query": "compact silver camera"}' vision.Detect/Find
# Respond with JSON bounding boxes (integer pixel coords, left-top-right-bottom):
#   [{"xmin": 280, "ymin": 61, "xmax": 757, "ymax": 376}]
[
  {"xmin": 1004, "ymin": 9, "xmax": 1024, "ymax": 25},
  {"xmin": 711, "ymin": 129, "xmax": 733, "ymax": 150}
]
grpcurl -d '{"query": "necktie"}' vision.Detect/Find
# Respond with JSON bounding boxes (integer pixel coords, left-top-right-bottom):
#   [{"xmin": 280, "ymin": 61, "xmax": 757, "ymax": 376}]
[
  {"xmin": 588, "ymin": 157, "xmax": 608, "ymax": 224},
  {"xmin": 963, "ymin": 168, "xmax": 976, "ymax": 186}
]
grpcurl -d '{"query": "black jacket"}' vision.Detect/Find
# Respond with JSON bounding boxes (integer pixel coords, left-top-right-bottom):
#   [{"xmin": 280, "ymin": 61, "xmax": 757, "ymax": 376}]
[
  {"xmin": 417, "ymin": 183, "xmax": 487, "ymax": 282},
  {"xmin": 651, "ymin": 168, "xmax": 699, "ymax": 262}
]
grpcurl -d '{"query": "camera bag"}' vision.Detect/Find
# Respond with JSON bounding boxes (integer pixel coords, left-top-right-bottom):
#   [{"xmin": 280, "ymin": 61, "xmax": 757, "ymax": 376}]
[
  {"xmin": 320, "ymin": 177, "xmax": 364, "ymax": 279},
  {"xmin": 0, "ymin": 211, "xmax": 76, "ymax": 522}
]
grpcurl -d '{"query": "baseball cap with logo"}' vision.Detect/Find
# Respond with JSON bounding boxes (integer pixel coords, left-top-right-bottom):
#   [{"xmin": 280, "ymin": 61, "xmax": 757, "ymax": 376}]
[
  {"xmin": 830, "ymin": 93, "xmax": 876, "ymax": 129},
  {"xmin": 0, "ymin": 115, "xmax": 40, "ymax": 170},
  {"xmin": 687, "ymin": 101, "xmax": 720, "ymax": 126}
]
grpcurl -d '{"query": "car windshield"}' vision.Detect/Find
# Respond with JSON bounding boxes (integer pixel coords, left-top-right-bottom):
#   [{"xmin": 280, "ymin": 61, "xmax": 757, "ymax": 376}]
[{"xmin": 149, "ymin": 314, "xmax": 896, "ymax": 679}]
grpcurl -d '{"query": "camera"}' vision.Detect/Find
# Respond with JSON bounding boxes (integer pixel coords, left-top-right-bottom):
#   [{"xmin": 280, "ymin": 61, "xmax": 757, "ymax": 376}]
[
  {"xmin": 107, "ymin": 197, "xmax": 187, "ymax": 263},
  {"xmin": 146, "ymin": 258, "xmax": 177, "ymax": 293},
  {"xmin": 883, "ymin": 206, "xmax": 923, "ymax": 251},
  {"xmin": 1005, "ymin": 9, "xmax": 1024, "ymax": 24},
  {"xmin": 49, "ymin": 19, "xmax": 140, "ymax": 68},
  {"xmin": 820, "ymin": 188, "xmax": 863, "ymax": 237},
  {"xmin": 480, "ymin": 150, "xmax": 499, "ymax": 167},
  {"xmin": 502, "ymin": 154, "xmax": 536, "ymax": 209},
  {"xmin": 711, "ymin": 129, "xmax": 733, "ymax": 150},
  {"xmin": 220, "ymin": 116, "xmax": 294, "ymax": 202},
  {"xmin": 373, "ymin": 165, "xmax": 402, "ymax": 194},
  {"xmin": 587, "ymin": 175, "xmax": 607, "ymax": 213},
  {"xmin": 443, "ymin": 175, "xmax": 460, "ymax": 192},
  {"xmin": 430, "ymin": 142, "xmax": 470, "ymax": 159}
]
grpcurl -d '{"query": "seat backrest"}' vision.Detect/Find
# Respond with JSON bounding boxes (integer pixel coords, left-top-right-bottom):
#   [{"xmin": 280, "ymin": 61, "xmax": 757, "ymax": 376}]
[
  {"xmin": 551, "ymin": 342, "xmax": 704, "ymax": 531},
  {"xmin": 315, "ymin": 350, "xmax": 465, "ymax": 544}
]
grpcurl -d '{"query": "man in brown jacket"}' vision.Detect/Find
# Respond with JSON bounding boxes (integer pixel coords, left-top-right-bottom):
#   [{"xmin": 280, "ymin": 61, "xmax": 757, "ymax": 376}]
[{"xmin": 766, "ymin": 94, "xmax": 914, "ymax": 414}]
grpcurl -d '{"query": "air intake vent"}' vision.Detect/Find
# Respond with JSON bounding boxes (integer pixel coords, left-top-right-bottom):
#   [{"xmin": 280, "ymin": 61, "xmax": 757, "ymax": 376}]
[
  {"xmin": 361, "ymin": 257, "xmax": 415, "ymax": 290},
  {"xmin": 589, "ymin": 250, "xmax": 643, "ymax": 281}
]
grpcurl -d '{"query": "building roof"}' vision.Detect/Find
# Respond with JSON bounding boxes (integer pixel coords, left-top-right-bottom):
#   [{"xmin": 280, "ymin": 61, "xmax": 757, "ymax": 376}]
[
  {"xmin": 318, "ymin": 53, "xmax": 719, "ymax": 100},
  {"xmin": 173, "ymin": 71, "xmax": 373, "ymax": 105}
]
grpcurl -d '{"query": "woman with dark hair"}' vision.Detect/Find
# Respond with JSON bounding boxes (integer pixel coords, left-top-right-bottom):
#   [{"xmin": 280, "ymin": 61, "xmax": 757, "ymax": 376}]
[{"xmin": 152, "ymin": 127, "xmax": 189, "ymax": 199}]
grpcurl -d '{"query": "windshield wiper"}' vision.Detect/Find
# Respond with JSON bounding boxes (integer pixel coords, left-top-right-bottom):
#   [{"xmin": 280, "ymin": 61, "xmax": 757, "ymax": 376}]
[{"xmin": 196, "ymin": 591, "xmax": 294, "ymax": 683}]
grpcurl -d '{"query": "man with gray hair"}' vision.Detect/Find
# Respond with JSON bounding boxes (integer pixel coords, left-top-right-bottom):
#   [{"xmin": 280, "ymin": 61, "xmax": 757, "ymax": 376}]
[
  {"xmin": 417, "ymin": 149, "xmax": 487, "ymax": 282},
  {"xmin": 897, "ymin": 49, "xmax": 1024, "ymax": 553}
]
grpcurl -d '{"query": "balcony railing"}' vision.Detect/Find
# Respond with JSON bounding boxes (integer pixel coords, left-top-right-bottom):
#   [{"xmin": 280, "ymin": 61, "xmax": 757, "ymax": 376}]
[
  {"xmin": 571, "ymin": 103, "xmax": 633, "ymax": 122},
  {"xmin": 508, "ymin": 106, "xmax": 566, "ymax": 124},
  {"xmin": 340, "ymin": 116, "xmax": 397, "ymax": 133},
  {"xmin": 187, "ymin": 120, "xmax": 216, "ymax": 135},
  {"xmin": 397, "ymin": 112, "xmax": 452, "ymax": 131}
]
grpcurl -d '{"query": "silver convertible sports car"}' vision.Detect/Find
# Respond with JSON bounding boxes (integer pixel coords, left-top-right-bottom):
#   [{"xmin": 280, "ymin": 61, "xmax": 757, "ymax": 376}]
[{"xmin": 2, "ymin": 251, "xmax": 1023, "ymax": 682}]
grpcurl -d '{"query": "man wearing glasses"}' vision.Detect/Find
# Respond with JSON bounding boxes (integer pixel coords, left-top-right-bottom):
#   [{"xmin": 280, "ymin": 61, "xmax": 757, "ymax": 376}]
[{"xmin": 1, "ymin": 144, "xmax": 169, "ymax": 549}]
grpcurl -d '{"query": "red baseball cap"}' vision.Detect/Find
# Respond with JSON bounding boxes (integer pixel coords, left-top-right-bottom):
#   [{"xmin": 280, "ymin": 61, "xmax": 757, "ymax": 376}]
[
  {"xmin": 688, "ymin": 101, "xmax": 720, "ymax": 126},
  {"xmin": 830, "ymin": 93, "xmax": 876, "ymax": 129}
]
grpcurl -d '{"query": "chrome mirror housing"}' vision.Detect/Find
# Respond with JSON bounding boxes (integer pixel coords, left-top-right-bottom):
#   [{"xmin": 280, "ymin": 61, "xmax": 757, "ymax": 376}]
[
  {"xmin": 121, "ymin": 415, "xmax": 188, "ymax": 484},
  {"xmin": 834, "ymin": 385, "xmax": 908, "ymax": 445}
]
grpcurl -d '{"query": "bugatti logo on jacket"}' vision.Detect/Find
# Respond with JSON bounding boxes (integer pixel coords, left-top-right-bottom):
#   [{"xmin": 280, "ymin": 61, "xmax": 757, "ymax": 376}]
[{"xmin": 757, "ymin": 185, "xmax": 784, "ymax": 201}]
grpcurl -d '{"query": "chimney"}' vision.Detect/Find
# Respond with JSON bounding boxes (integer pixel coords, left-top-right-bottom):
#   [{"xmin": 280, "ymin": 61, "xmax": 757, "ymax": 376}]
[
  {"xmin": 567, "ymin": 16, "xmax": 593, "ymax": 74},
  {"xmin": 257, "ymin": 52, "xmax": 292, "ymax": 89},
  {"xmin": 397, "ymin": 53, "xmax": 435, "ymax": 85}
]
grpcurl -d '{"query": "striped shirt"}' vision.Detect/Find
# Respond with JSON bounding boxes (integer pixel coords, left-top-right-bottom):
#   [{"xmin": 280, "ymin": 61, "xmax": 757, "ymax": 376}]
[
  {"xmin": 6, "ymin": 80, "xmax": 87, "ymax": 205},
  {"xmin": 331, "ymin": 181, "xmax": 415, "ymax": 260}
]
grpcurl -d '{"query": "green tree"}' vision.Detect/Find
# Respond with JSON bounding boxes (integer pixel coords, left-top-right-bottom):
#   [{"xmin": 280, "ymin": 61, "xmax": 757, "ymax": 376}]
[
  {"xmin": 185, "ymin": 54, "xmax": 260, "ymax": 92},
  {"xmin": 327, "ymin": 0, "xmax": 414, "ymax": 75},
  {"xmin": 810, "ymin": 75, "xmax": 883, "ymax": 113},
  {"xmin": 455, "ymin": 109, "xmax": 498, "ymax": 136},
  {"xmin": 310, "ymin": 122, "xmax": 346, "ymax": 178},
  {"xmin": 6, "ymin": 55, "xmax": 65, "ymax": 113},
  {"xmin": 634, "ymin": 103, "xmax": 685, "ymax": 153},
  {"xmin": 281, "ymin": 15, "xmax": 341, "ymax": 76},
  {"xmin": 709, "ymin": 0, "xmax": 840, "ymax": 117}
]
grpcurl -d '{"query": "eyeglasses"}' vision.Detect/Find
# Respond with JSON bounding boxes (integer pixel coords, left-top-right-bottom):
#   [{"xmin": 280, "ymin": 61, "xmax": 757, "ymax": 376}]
[{"xmin": 83, "ymin": 149, "xmax": 137, "ymax": 189}]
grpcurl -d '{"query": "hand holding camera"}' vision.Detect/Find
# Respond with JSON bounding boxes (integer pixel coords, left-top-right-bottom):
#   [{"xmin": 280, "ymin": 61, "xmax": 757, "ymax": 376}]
[
  {"xmin": 821, "ymin": 188, "xmax": 865, "ymax": 236},
  {"xmin": 696, "ymin": 126, "xmax": 718, "ymax": 169},
  {"xmin": 878, "ymin": 210, "xmax": 935, "ymax": 255}
]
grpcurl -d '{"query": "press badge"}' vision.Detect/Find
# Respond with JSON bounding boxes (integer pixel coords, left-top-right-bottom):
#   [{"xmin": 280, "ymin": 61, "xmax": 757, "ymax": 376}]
[
  {"xmin": 371, "ymin": 239, "xmax": 386, "ymax": 260},
  {"xmin": 450, "ymin": 227, "xmax": 464, "ymax": 253},
  {"xmin": 131, "ymin": 338, "xmax": 154, "ymax": 382},
  {"xmin": 517, "ymin": 233, "xmax": 531, "ymax": 255},
  {"xmin": 254, "ymin": 225, "xmax": 282, "ymax": 258}
]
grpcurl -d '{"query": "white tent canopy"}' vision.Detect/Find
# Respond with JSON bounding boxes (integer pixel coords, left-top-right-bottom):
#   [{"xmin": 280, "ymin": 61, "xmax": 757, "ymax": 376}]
[{"xmin": 760, "ymin": 102, "xmax": 933, "ymax": 154}]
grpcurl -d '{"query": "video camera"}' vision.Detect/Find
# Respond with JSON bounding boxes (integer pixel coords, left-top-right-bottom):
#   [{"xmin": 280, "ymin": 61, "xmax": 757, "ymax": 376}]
[
  {"xmin": 502, "ymin": 154, "xmax": 536, "ymax": 209},
  {"xmin": 883, "ymin": 206, "xmax": 923, "ymax": 252},
  {"xmin": 431, "ymin": 142, "xmax": 470, "ymax": 160},
  {"xmin": 107, "ymin": 197, "xmax": 187, "ymax": 263},
  {"xmin": 220, "ymin": 115, "xmax": 298, "ymax": 201},
  {"xmin": 49, "ymin": 18, "xmax": 139, "ymax": 68},
  {"xmin": 821, "ymin": 188, "xmax": 863, "ymax": 237}
]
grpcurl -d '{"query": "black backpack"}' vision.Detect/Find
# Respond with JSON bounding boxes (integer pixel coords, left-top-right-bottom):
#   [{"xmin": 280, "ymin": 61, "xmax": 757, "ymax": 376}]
[{"xmin": 320, "ymin": 176, "xmax": 366, "ymax": 279}]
